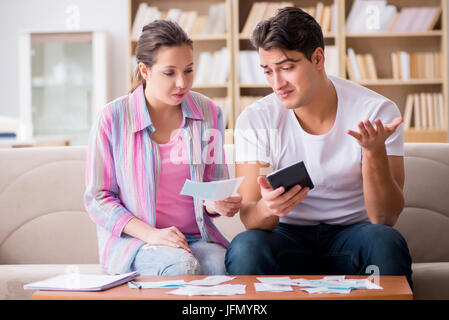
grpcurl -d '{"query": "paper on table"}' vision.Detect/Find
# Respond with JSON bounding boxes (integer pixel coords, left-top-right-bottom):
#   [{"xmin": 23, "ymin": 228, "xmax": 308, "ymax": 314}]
[
  {"xmin": 180, "ymin": 177, "xmax": 243, "ymax": 201},
  {"xmin": 300, "ymin": 287, "xmax": 352, "ymax": 294},
  {"xmin": 186, "ymin": 275, "xmax": 236, "ymax": 286},
  {"xmin": 24, "ymin": 271, "xmax": 139, "ymax": 291},
  {"xmin": 256, "ymin": 276, "xmax": 295, "ymax": 286},
  {"xmin": 168, "ymin": 284, "xmax": 246, "ymax": 296},
  {"xmin": 291, "ymin": 276, "xmax": 383, "ymax": 291},
  {"xmin": 254, "ymin": 282, "xmax": 293, "ymax": 292},
  {"xmin": 128, "ymin": 280, "xmax": 185, "ymax": 289}
]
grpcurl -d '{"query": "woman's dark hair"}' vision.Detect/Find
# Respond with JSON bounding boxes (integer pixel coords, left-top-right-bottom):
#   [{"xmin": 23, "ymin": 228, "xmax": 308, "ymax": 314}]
[
  {"xmin": 250, "ymin": 7, "xmax": 324, "ymax": 62},
  {"xmin": 130, "ymin": 19, "xmax": 193, "ymax": 93}
]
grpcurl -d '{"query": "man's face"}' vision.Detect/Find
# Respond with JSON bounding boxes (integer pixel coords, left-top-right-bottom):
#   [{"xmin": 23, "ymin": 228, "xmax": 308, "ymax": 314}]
[{"xmin": 259, "ymin": 48, "xmax": 320, "ymax": 109}]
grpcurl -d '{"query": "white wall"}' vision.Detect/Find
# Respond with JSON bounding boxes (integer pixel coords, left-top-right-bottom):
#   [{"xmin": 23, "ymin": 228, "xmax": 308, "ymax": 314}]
[{"xmin": 0, "ymin": 0, "xmax": 129, "ymax": 118}]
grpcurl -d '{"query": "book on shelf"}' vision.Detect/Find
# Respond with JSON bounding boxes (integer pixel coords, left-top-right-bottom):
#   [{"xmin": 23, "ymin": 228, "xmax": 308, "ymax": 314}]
[
  {"xmin": 399, "ymin": 51, "xmax": 410, "ymax": 81},
  {"xmin": 203, "ymin": 2, "xmax": 227, "ymax": 34},
  {"xmin": 238, "ymin": 51, "xmax": 266, "ymax": 85},
  {"xmin": 355, "ymin": 54, "xmax": 368, "ymax": 81},
  {"xmin": 403, "ymin": 94, "xmax": 414, "ymax": 130},
  {"xmin": 131, "ymin": 3, "xmax": 227, "ymax": 41},
  {"xmin": 413, "ymin": 93, "xmax": 421, "ymax": 129},
  {"xmin": 346, "ymin": 0, "xmax": 389, "ymax": 33},
  {"xmin": 240, "ymin": 1, "xmax": 337, "ymax": 38},
  {"xmin": 193, "ymin": 48, "xmax": 230, "ymax": 86},
  {"xmin": 391, "ymin": 52, "xmax": 401, "ymax": 80},
  {"xmin": 420, "ymin": 93, "xmax": 428, "ymax": 129},
  {"xmin": 324, "ymin": 46, "xmax": 339, "ymax": 77},
  {"xmin": 391, "ymin": 7, "xmax": 441, "ymax": 33},
  {"xmin": 403, "ymin": 92, "xmax": 445, "ymax": 130},
  {"xmin": 346, "ymin": 2, "xmax": 441, "ymax": 34},
  {"xmin": 346, "ymin": 48, "xmax": 361, "ymax": 82},
  {"xmin": 241, "ymin": 2, "xmax": 294, "ymax": 38},
  {"xmin": 346, "ymin": 49, "xmax": 378, "ymax": 81},
  {"xmin": 392, "ymin": 51, "xmax": 442, "ymax": 80}
]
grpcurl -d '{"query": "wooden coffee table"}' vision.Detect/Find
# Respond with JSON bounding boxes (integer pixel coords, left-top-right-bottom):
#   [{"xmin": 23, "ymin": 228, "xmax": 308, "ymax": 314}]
[{"xmin": 32, "ymin": 275, "xmax": 412, "ymax": 300}]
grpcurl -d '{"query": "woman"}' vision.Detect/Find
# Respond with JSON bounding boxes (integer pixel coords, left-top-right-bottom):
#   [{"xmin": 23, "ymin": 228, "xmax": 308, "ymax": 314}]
[{"xmin": 84, "ymin": 20, "xmax": 241, "ymax": 276}]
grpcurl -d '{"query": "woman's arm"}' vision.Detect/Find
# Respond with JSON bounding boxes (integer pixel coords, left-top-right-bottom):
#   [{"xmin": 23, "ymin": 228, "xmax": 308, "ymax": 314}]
[{"xmin": 84, "ymin": 111, "xmax": 135, "ymax": 238}]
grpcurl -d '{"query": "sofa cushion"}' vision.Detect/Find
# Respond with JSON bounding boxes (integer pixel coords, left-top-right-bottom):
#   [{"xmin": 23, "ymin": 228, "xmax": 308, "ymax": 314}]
[
  {"xmin": 395, "ymin": 143, "xmax": 449, "ymax": 263},
  {"xmin": 411, "ymin": 262, "xmax": 449, "ymax": 300},
  {"xmin": 0, "ymin": 264, "xmax": 103, "ymax": 300},
  {"xmin": 0, "ymin": 146, "xmax": 99, "ymax": 264}
]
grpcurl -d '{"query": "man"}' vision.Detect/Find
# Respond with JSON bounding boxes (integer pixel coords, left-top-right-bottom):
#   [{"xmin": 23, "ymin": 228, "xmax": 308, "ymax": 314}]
[{"xmin": 225, "ymin": 7, "xmax": 413, "ymax": 289}]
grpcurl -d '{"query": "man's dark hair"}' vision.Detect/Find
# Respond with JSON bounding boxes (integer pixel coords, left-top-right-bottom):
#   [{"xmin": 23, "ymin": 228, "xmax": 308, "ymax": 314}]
[{"xmin": 250, "ymin": 6, "xmax": 324, "ymax": 62}]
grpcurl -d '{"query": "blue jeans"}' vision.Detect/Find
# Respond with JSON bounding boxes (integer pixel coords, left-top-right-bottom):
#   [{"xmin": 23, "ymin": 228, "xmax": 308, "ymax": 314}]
[
  {"xmin": 225, "ymin": 222, "xmax": 413, "ymax": 290},
  {"xmin": 131, "ymin": 234, "xmax": 227, "ymax": 275}
]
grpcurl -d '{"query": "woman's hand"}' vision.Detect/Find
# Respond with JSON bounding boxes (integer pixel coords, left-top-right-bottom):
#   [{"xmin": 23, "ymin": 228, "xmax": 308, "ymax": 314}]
[
  {"xmin": 347, "ymin": 117, "xmax": 403, "ymax": 153},
  {"xmin": 206, "ymin": 194, "xmax": 242, "ymax": 217},
  {"xmin": 144, "ymin": 226, "xmax": 192, "ymax": 254}
]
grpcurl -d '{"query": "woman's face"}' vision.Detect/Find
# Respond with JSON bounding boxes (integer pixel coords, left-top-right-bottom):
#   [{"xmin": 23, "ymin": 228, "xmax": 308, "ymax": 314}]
[{"xmin": 140, "ymin": 44, "xmax": 194, "ymax": 107}]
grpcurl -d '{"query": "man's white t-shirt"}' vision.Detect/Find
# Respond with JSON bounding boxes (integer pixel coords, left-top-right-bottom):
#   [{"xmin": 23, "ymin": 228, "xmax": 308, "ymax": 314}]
[{"xmin": 234, "ymin": 75, "xmax": 404, "ymax": 226}]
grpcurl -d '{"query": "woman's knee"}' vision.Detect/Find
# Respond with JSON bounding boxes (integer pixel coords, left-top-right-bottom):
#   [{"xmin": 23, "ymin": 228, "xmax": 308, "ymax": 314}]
[
  {"xmin": 133, "ymin": 245, "xmax": 202, "ymax": 276},
  {"xmin": 161, "ymin": 249, "xmax": 202, "ymax": 276}
]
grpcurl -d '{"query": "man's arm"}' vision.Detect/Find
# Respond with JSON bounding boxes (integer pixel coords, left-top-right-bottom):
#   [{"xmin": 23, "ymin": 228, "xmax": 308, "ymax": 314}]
[
  {"xmin": 348, "ymin": 117, "xmax": 405, "ymax": 226},
  {"xmin": 236, "ymin": 162, "xmax": 310, "ymax": 231},
  {"xmin": 362, "ymin": 151, "xmax": 405, "ymax": 226}
]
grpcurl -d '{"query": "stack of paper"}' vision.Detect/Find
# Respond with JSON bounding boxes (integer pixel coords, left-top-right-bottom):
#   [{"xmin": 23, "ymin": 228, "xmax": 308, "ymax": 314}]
[
  {"xmin": 128, "ymin": 276, "xmax": 245, "ymax": 296},
  {"xmin": 128, "ymin": 280, "xmax": 185, "ymax": 289},
  {"xmin": 168, "ymin": 284, "xmax": 246, "ymax": 296},
  {"xmin": 186, "ymin": 275, "xmax": 236, "ymax": 286},
  {"xmin": 255, "ymin": 276, "xmax": 383, "ymax": 294}
]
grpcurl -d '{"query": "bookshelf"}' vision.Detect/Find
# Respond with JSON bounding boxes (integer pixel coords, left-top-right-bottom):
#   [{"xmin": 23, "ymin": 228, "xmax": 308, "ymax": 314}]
[
  {"xmin": 128, "ymin": 0, "xmax": 448, "ymax": 142},
  {"xmin": 343, "ymin": 0, "xmax": 448, "ymax": 142}
]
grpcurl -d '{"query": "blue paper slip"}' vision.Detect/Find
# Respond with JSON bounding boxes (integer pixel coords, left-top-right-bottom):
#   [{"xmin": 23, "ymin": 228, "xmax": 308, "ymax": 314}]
[
  {"xmin": 128, "ymin": 280, "xmax": 186, "ymax": 289},
  {"xmin": 180, "ymin": 177, "xmax": 243, "ymax": 201}
]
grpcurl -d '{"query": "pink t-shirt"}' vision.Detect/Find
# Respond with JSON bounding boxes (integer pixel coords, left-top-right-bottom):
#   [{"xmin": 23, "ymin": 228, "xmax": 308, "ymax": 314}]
[{"xmin": 155, "ymin": 127, "xmax": 201, "ymax": 236}]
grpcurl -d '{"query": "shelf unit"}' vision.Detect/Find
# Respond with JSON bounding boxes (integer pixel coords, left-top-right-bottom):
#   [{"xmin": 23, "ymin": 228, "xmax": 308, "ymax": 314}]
[
  {"xmin": 343, "ymin": 0, "xmax": 448, "ymax": 142},
  {"xmin": 128, "ymin": 0, "xmax": 448, "ymax": 142}
]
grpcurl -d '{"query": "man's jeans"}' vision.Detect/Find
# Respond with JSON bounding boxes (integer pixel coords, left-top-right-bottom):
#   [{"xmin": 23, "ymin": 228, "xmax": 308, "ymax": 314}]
[
  {"xmin": 225, "ymin": 222, "xmax": 413, "ymax": 290},
  {"xmin": 131, "ymin": 234, "xmax": 227, "ymax": 275}
]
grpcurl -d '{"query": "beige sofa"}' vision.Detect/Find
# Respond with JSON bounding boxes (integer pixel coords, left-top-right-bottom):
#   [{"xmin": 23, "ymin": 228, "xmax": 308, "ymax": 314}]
[{"xmin": 0, "ymin": 143, "xmax": 448, "ymax": 300}]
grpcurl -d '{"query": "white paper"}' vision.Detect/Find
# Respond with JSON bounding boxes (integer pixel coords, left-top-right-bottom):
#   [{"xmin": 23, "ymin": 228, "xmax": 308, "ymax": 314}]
[
  {"xmin": 186, "ymin": 275, "xmax": 235, "ymax": 286},
  {"xmin": 168, "ymin": 284, "xmax": 246, "ymax": 296},
  {"xmin": 24, "ymin": 271, "xmax": 139, "ymax": 291},
  {"xmin": 291, "ymin": 276, "xmax": 383, "ymax": 293},
  {"xmin": 128, "ymin": 280, "xmax": 185, "ymax": 289},
  {"xmin": 323, "ymin": 275, "xmax": 347, "ymax": 281},
  {"xmin": 256, "ymin": 276, "xmax": 295, "ymax": 285},
  {"xmin": 254, "ymin": 282, "xmax": 293, "ymax": 292},
  {"xmin": 180, "ymin": 177, "xmax": 243, "ymax": 201},
  {"xmin": 300, "ymin": 287, "xmax": 352, "ymax": 294}
]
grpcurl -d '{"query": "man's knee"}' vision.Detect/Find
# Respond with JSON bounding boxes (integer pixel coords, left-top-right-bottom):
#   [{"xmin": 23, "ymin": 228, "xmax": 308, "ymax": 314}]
[
  {"xmin": 225, "ymin": 229, "xmax": 275, "ymax": 274},
  {"xmin": 363, "ymin": 224, "xmax": 409, "ymax": 254},
  {"xmin": 226, "ymin": 229, "xmax": 270, "ymax": 260}
]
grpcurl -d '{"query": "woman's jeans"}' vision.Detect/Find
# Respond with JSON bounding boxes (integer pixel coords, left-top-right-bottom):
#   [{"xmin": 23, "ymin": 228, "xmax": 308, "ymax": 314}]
[
  {"xmin": 131, "ymin": 234, "xmax": 226, "ymax": 275},
  {"xmin": 225, "ymin": 222, "xmax": 414, "ymax": 290}
]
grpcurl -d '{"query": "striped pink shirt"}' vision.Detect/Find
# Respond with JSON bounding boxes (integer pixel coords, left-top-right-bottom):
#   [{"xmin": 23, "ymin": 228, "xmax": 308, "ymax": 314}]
[{"xmin": 84, "ymin": 84, "xmax": 229, "ymax": 275}]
